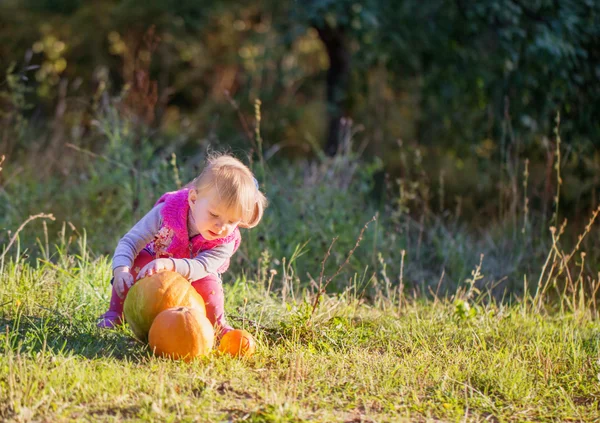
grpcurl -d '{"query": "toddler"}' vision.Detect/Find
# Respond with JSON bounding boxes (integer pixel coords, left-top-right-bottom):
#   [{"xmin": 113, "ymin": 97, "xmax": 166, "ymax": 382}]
[{"xmin": 97, "ymin": 154, "xmax": 267, "ymax": 337}]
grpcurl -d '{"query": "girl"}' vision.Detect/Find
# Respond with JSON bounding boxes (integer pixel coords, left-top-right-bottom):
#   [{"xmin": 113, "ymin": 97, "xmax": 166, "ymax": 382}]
[{"xmin": 97, "ymin": 154, "xmax": 267, "ymax": 338}]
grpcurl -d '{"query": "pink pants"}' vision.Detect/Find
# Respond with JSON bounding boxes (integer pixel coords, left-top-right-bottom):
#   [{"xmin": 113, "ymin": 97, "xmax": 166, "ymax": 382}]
[{"xmin": 106, "ymin": 249, "xmax": 232, "ymax": 335}]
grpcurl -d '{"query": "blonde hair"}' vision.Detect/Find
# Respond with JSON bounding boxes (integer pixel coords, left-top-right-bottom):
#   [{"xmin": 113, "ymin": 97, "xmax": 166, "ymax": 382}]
[{"xmin": 190, "ymin": 154, "xmax": 267, "ymax": 229}]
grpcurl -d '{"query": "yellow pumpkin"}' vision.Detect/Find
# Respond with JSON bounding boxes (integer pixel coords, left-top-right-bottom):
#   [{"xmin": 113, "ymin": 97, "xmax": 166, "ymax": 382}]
[
  {"xmin": 148, "ymin": 306, "xmax": 214, "ymax": 361},
  {"xmin": 218, "ymin": 329, "xmax": 256, "ymax": 358},
  {"xmin": 123, "ymin": 271, "xmax": 206, "ymax": 341}
]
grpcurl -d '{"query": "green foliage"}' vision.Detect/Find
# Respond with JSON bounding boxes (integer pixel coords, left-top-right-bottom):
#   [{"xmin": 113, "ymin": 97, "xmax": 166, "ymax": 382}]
[
  {"xmin": 25, "ymin": 0, "xmax": 83, "ymax": 15},
  {"xmin": 115, "ymin": 0, "xmax": 211, "ymax": 32},
  {"xmin": 0, "ymin": 63, "xmax": 33, "ymax": 155},
  {"xmin": 377, "ymin": 0, "xmax": 600, "ymax": 149},
  {"xmin": 293, "ymin": 0, "xmax": 380, "ymax": 38},
  {"xmin": 453, "ymin": 299, "xmax": 479, "ymax": 321},
  {"xmin": 1, "ymin": 0, "xmax": 598, "ymax": 157}
]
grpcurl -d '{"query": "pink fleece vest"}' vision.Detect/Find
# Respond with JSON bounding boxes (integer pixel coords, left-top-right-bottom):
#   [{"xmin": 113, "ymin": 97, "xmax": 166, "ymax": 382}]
[{"xmin": 145, "ymin": 188, "xmax": 241, "ymax": 273}]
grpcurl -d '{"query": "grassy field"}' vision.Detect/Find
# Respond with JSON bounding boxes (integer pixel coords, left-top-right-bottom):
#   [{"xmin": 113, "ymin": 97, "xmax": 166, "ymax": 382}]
[
  {"xmin": 1, "ymin": 107, "xmax": 600, "ymax": 421},
  {"xmin": 1, "ymin": 240, "xmax": 599, "ymax": 423}
]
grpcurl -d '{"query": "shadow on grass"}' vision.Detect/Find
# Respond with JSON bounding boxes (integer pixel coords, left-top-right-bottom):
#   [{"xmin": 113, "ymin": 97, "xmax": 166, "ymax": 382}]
[{"xmin": 0, "ymin": 312, "xmax": 150, "ymax": 361}]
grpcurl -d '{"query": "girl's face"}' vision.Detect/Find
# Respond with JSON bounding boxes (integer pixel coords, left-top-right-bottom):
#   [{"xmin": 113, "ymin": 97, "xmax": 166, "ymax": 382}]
[{"xmin": 188, "ymin": 188, "xmax": 242, "ymax": 240}]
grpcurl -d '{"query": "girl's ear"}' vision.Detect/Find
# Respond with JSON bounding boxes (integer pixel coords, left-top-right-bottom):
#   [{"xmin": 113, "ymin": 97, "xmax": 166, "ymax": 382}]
[{"xmin": 188, "ymin": 189, "xmax": 198, "ymax": 206}]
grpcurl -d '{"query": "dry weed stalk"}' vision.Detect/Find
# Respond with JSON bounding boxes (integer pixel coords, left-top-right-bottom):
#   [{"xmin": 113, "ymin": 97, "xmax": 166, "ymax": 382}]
[
  {"xmin": 310, "ymin": 214, "xmax": 378, "ymax": 321},
  {"xmin": 119, "ymin": 26, "xmax": 160, "ymax": 217},
  {"xmin": 535, "ymin": 205, "xmax": 600, "ymax": 311},
  {"xmin": 65, "ymin": 143, "xmax": 135, "ymax": 172},
  {"xmin": 0, "ymin": 213, "xmax": 56, "ymax": 261},
  {"xmin": 224, "ymin": 90, "xmax": 256, "ymax": 150},
  {"xmin": 122, "ymin": 26, "xmax": 159, "ymax": 127},
  {"xmin": 522, "ymin": 158, "xmax": 529, "ymax": 234},
  {"xmin": 551, "ymin": 112, "xmax": 562, "ymax": 227}
]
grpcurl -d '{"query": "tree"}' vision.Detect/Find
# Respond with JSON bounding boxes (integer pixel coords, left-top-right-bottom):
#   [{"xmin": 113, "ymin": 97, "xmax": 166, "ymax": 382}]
[{"xmin": 292, "ymin": 0, "xmax": 381, "ymax": 155}]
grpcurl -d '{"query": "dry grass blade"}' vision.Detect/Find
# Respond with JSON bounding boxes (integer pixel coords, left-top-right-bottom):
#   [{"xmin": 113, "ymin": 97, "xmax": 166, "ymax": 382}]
[
  {"xmin": 65, "ymin": 143, "xmax": 136, "ymax": 172},
  {"xmin": 0, "ymin": 213, "xmax": 56, "ymax": 261},
  {"xmin": 310, "ymin": 214, "xmax": 378, "ymax": 320},
  {"xmin": 225, "ymin": 90, "xmax": 256, "ymax": 150}
]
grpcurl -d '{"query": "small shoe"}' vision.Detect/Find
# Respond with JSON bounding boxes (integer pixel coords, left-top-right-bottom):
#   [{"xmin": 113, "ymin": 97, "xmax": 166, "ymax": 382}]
[{"xmin": 96, "ymin": 311, "xmax": 123, "ymax": 329}]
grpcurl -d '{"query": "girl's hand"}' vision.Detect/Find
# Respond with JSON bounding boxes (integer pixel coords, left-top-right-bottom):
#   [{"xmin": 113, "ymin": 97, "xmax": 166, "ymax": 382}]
[
  {"xmin": 114, "ymin": 266, "xmax": 134, "ymax": 299},
  {"xmin": 136, "ymin": 258, "xmax": 175, "ymax": 280}
]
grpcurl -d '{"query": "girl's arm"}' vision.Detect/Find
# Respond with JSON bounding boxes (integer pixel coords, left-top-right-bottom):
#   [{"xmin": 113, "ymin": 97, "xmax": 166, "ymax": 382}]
[
  {"xmin": 112, "ymin": 203, "xmax": 164, "ymax": 271},
  {"xmin": 172, "ymin": 241, "xmax": 235, "ymax": 280}
]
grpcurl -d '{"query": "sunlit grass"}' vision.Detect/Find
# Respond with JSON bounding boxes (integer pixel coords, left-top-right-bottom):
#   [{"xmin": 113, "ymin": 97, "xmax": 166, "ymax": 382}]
[{"xmin": 1, "ymin": 245, "xmax": 599, "ymax": 422}]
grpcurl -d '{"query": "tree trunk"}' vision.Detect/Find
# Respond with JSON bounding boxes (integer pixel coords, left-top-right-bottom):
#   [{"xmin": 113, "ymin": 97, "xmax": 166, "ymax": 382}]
[{"xmin": 315, "ymin": 24, "xmax": 351, "ymax": 156}]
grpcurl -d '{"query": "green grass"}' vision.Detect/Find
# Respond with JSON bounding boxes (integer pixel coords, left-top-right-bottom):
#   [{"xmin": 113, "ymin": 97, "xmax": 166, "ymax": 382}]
[
  {"xmin": 1, "ymin": 246, "xmax": 599, "ymax": 423},
  {"xmin": 2, "ymin": 102, "xmax": 600, "ymax": 421}
]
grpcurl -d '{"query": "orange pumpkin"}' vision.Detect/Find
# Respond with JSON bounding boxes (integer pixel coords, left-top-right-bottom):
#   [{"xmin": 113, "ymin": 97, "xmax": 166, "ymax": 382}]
[
  {"xmin": 148, "ymin": 306, "xmax": 214, "ymax": 361},
  {"xmin": 123, "ymin": 271, "xmax": 206, "ymax": 341},
  {"xmin": 218, "ymin": 329, "xmax": 256, "ymax": 358}
]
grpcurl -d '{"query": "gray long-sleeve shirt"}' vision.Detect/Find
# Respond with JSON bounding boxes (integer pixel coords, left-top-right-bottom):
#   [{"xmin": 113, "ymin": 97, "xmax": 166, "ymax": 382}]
[{"xmin": 112, "ymin": 203, "xmax": 235, "ymax": 280}]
